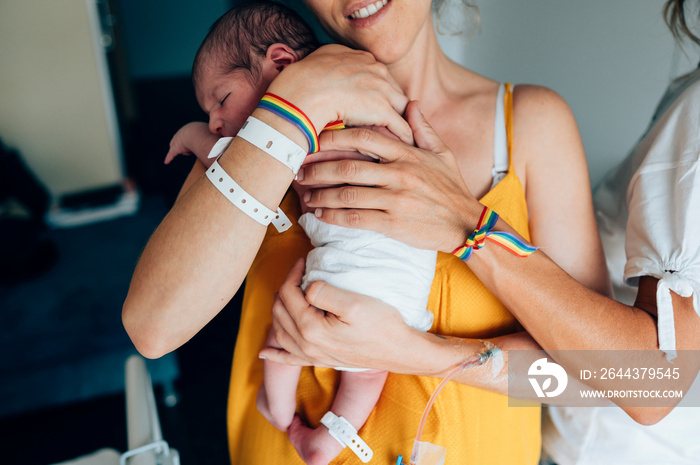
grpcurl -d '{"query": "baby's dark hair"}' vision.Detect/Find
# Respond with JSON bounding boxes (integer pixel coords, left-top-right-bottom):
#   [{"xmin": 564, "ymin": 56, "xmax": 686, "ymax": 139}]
[{"xmin": 192, "ymin": 1, "xmax": 320, "ymax": 88}]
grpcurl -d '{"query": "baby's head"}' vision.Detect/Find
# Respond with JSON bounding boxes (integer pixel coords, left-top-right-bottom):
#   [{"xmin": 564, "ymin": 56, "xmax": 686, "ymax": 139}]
[{"xmin": 192, "ymin": 1, "xmax": 320, "ymax": 137}]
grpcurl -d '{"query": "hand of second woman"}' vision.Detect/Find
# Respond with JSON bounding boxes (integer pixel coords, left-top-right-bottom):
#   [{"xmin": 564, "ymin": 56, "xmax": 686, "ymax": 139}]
[{"xmin": 297, "ymin": 101, "xmax": 483, "ymax": 253}]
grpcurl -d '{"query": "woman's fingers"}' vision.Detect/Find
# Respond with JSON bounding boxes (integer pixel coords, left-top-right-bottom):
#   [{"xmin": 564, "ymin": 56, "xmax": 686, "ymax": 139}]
[
  {"xmin": 304, "ymin": 185, "xmax": 395, "ymax": 211},
  {"xmin": 273, "ymin": 259, "xmax": 319, "ymax": 341},
  {"xmin": 311, "ymin": 208, "xmax": 391, "ymax": 234},
  {"xmin": 278, "ymin": 257, "xmax": 306, "ymax": 299},
  {"xmin": 367, "ymin": 71, "xmax": 412, "ymax": 143},
  {"xmin": 269, "ymin": 259, "xmax": 312, "ymax": 355},
  {"xmin": 304, "ymin": 281, "xmax": 364, "ymax": 322},
  {"xmin": 302, "ymin": 106, "xmax": 479, "ymax": 252},
  {"xmin": 258, "ymin": 347, "xmax": 312, "ymax": 366},
  {"xmin": 269, "ymin": 258, "xmax": 346, "ymax": 367},
  {"xmin": 303, "ymin": 281, "xmax": 420, "ymax": 372},
  {"xmin": 377, "ymin": 95, "xmax": 413, "ymax": 145},
  {"xmin": 277, "ymin": 258, "xmax": 324, "ymax": 331},
  {"xmin": 313, "ymin": 101, "xmax": 452, "ymax": 166},
  {"xmin": 318, "ymin": 127, "xmax": 412, "ymax": 164},
  {"xmin": 269, "ymin": 300, "xmax": 309, "ymax": 364},
  {"xmin": 270, "ymin": 275, "xmax": 423, "ymax": 372},
  {"xmin": 298, "ymin": 157, "xmax": 391, "ymax": 187},
  {"xmin": 405, "ymin": 100, "xmax": 450, "ymax": 155}
]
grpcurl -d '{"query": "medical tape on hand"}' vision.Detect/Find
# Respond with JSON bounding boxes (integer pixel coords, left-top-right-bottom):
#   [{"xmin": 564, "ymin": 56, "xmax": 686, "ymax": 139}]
[
  {"xmin": 205, "ymin": 160, "xmax": 291, "ymax": 232},
  {"xmin": 479, "ymin": 340, "xmax": 506, "ymax": 380},
  {"xmin": 320, "ymin": 411, "xmax": 373, "ymax": 463}
]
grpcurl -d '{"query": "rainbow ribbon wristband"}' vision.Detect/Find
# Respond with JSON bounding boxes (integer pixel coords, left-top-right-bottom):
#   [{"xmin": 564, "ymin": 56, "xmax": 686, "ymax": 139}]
[
  {"xmin": 257, "ymin": 93, "xmax": 343, "ymax": 154},
  {"xmin": 258, "ymin": 92, "xmax": 319, "ymax": 153},
  {"xmin": 452, "ymin": 206, "xmax": 537, "ymax": 261},
  {"xmin": 324, "ymin": 120, "xmax": 345, "ymax": 131}
]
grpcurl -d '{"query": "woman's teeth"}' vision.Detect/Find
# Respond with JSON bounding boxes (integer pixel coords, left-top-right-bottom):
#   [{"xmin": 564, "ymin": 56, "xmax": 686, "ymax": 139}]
[{"xmin": 350, "ymin": 0, "xmax": 388, "ymax": 19}]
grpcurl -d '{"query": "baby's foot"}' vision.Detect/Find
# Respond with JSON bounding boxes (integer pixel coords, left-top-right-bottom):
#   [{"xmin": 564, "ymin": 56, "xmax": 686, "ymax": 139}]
[{"xmin": 288, "ymin": 415, "xmax": 344, "ymax": 465}]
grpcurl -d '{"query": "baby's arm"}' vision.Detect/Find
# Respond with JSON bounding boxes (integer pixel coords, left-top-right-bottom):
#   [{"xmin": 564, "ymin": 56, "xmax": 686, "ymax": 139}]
[
  {"xmin": 256, "ymin": 328, "xmax": 303, "ymax": 431},
  {"xmin": 164, "ymin": 122, "xmax": 220, "ymax": 167}
]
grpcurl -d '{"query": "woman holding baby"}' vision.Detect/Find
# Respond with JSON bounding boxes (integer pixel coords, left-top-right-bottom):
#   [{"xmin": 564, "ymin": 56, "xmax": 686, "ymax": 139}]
[{"xmin": 124, "ymin": 0, "xmax": 700, "ymax": 464}]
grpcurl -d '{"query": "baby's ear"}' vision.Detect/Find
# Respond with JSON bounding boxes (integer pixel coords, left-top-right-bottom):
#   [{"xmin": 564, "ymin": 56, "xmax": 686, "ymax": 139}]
[{"xmin": 266, "ymin": 43, "xmax": 299, "ymax": 72}]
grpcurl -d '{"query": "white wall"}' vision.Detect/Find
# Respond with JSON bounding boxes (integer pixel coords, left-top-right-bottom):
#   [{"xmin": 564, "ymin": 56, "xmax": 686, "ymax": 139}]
[
  {"xmin": 437, "ymin": 0, "xmax": 699, "ymax": 186},
  {"xmin": 0, "ymin": 0, "xmax": 124, "ymax": 197}
]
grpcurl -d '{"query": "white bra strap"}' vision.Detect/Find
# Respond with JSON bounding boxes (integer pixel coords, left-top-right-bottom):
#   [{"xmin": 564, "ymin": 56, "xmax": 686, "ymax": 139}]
[{"xmin": 490, "ymin": 83, "xmax": 509, "ymax": 190}]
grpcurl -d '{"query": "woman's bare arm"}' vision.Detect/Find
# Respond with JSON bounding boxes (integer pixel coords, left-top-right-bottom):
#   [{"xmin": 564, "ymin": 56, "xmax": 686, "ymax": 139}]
[
  {"xmin": 122, "ymin": 45, "xmax": 412, "ymax": 358},
  {"xmin": 123, "ymin": 111, "xmax": 299, "ymax": 358}
]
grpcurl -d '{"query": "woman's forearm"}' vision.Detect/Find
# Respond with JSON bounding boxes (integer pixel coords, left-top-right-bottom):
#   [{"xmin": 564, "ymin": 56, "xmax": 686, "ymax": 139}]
[
  {"xmin": 409, "ymin": 330, "xmax": 542, "ymax": 395},
  {"xmin": 466, "ymin": 244, "xmax": 700, "ymax": 424},
  {"xmin": 175, "ymin": 160, "xmax": 207, "ymax": 203},
  {"xmin": 123, "ymin": 110, "xmax": 302, "ymax": 358},
  {"xmin": 264, "ymin": 256, "xmax": 690, "ymax": 424},
  {"xmin": 402, "ymin": 301, "xmax": 688, "ymax": 425},
  {"xmin": 469, "ymin": 246, "xmax": 658, "ymax": 353}
]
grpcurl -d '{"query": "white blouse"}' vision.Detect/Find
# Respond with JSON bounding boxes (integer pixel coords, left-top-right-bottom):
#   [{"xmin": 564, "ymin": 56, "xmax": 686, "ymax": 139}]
[
  {"xmin": 600, "ymin": 70, "xmax": 700, "ymax": 359},
  {"xmin": 543, "ymin": 69, "xmax": 700, "ymax": 464}
]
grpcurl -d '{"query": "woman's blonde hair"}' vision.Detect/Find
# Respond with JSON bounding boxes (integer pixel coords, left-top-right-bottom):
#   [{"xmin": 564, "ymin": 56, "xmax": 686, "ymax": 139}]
[{"xmin": 665, "ymin": 0, "xmax": 700, "ymax": 45}]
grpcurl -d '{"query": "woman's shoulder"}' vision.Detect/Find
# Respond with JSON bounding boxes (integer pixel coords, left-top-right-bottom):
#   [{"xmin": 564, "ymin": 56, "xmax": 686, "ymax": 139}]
[
  {"xmin": 633, "ymin": 73, "xmax": 700, "ymax": 172},
  {"xmin": 511, "ymin": 85, "xmax": 581, "ymax": 157},
  {"xmin": 512, "ymin": 85, "xmax": 575, "ymax": 128},
  {"xmin": 509, "ymin": 85, "xmax": 588, "ymax": 192},
  {"xmin": 659, "ymin": 69, "xmax": 700, "ymax": 115},
  {"xmin": 659, "ymin": 72, "xmax": 700, "ymax": 123}
]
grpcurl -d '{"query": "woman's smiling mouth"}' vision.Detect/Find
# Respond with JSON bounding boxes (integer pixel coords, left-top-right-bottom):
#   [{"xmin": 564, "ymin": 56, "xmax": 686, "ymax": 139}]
[{"xmin": 349, "ymin": 0, "xmax": 388, "ymax": 19}]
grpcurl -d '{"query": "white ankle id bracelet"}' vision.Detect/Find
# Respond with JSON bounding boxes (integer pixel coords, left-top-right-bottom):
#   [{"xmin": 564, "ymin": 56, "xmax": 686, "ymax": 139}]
[{"xmin": 321, "ymin": 411, "xmax": 373, "ymax": 463}]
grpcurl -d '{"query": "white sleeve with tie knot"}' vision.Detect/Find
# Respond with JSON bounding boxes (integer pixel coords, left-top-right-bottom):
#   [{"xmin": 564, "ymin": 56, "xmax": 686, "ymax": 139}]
[{"xmin": 624, "ymin": 80, "xmax": 700, "ymax": 360}]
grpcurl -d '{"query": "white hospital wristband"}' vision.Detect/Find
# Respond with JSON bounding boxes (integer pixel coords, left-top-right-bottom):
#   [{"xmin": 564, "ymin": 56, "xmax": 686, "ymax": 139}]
[
  {"xmin": 205, "ymin": 160, "xmax": 291, "ymax": 233},
  {"xmin": 208, "ymin": 116, "xmax": 307, "ymax": 175},
  {"xmin": 320, "ymin": 412, "xmax": 373, "ymax": 463},
  {"xmin": 206, "ymin": 136, "xmax": 234, "ymax": 161}
]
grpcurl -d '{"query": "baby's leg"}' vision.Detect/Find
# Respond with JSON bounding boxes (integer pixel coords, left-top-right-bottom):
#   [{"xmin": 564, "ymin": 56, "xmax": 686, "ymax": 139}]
[
  {"xmin": 288, "ymin": 369, "xmax": 389, "ymax": 465},
  {"xmin": 256, "ymin": 328, "xmax": 302, "ymax": 431}
]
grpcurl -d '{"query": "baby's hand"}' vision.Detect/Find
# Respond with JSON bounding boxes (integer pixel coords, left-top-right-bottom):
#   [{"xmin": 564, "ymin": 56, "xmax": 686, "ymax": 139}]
[{"xmin": 164, "ymin": 122, "xmax": 211, "ymax": 164}]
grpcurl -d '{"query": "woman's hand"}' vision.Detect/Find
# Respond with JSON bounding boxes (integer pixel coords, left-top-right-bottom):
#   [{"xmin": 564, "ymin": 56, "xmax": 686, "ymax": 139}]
[
  {"xmin": 296, "ymin": 101, "xmax": 483, "ymax": 253},
  {"xmin": 266, "ymin": 44, "xmax": 413, "ymax": 145},
  {"xmin": 259, "ymin": 258, "xmax": 432, "ymax": 373}
]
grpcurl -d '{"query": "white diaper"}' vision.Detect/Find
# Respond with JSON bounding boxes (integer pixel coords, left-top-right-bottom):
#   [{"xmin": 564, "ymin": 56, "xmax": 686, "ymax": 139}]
[{"xmin": 298, "ymin": 213, "xmax": 436, "ymax": 334}]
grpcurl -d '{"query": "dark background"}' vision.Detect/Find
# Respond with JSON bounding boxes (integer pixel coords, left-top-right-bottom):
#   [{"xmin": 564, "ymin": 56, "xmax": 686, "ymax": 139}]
[{"xmin": 0, "ymin": 1, "xmax": 329, "ymax": 463}]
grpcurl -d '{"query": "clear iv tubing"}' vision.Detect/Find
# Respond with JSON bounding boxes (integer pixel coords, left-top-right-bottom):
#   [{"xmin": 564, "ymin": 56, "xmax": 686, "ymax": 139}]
[{"xmin": 409, "ymin": 350, "xmax": 494, "ymax": 465}]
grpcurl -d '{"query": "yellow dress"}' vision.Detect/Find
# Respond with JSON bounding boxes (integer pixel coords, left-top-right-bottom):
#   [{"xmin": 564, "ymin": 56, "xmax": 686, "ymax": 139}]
[{"xmin": 227, "ymin": 84, "xmax": 541, "ymax": 464}]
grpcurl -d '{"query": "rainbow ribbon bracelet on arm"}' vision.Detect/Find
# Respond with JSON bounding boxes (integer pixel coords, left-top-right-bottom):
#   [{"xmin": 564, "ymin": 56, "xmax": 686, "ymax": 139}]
[
  {"xmin": 258, "ymin": 92, "xmax": 344, "ymax": 154},
  {"xmin": 452, "ymin": 206, "xmax": 538, "ymax": 261}
]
